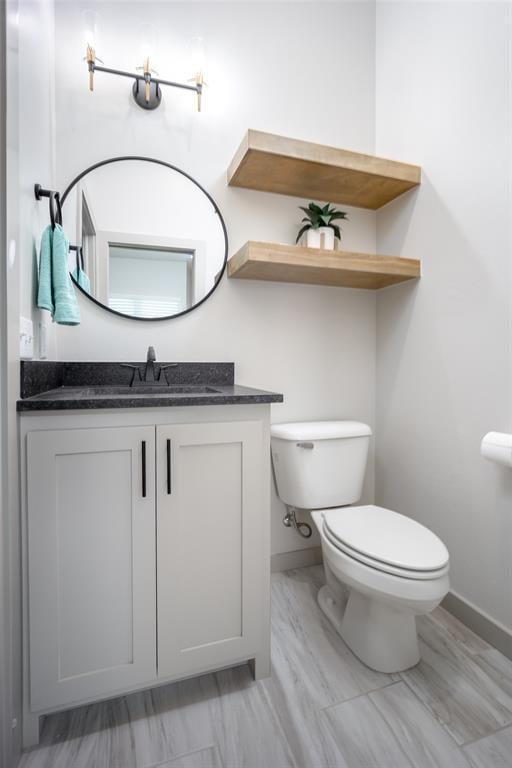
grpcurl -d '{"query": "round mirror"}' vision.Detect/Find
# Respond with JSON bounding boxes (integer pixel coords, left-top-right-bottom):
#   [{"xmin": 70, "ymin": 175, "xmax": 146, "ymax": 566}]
[{"xmin": 61, "ymin": 157, "xmax": 228, "ymax": 321}]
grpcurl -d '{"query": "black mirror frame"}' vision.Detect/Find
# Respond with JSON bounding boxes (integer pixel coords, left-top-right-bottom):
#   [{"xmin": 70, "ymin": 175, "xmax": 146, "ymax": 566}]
[{"xmin": 60, "ymin": 156, "xmax": 229, "ymax": 322}]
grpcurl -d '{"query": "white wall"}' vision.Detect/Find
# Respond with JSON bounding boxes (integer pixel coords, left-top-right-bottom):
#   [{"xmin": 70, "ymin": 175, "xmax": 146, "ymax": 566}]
[
  {"xmin": 53, "ymin": 0, "xmax": 378, "ymax": 556},
  {"xmin": 1, "ymin": 5, "xmax": 12, "ymax": 763},
  {"xmin": 375, "ymin": 2, "xmax": 512, "ymax": 629},
  {"xmin": 18, "ymin": 0, "xmax": 57, "ymax": 360},
  {"xmin": 4, "ymin": 1, "xmax": 56, "ymax": 760}
]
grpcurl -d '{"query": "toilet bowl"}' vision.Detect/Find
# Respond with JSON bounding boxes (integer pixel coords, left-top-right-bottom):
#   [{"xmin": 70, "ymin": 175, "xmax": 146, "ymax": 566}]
[
  {"xmin": 311, "ymin": 506, "xmax": 449, "ymax": 673},
  {"xmin": 270, "ymin": 421, "xmax": 450, "ymax": 674}
]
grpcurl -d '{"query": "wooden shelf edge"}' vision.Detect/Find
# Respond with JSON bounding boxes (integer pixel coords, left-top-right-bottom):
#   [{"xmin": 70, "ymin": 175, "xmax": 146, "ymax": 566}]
[
  {"xmin": 228, "ymin": 241, "xmax": 421, "ymax": 291},
  {"xmin": 228, "ymin": 129, "xmax": 421, "ymax": 185},
  {"xmin": 227, "ymin": 130, "xmax": 421, "ymax": 210}
]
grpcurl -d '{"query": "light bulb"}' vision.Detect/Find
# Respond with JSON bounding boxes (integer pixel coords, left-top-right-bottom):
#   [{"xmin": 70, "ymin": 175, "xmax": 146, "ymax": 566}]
[
  {"xmin": 82, "ymin": 10, "xmax": 100, "ymax": 92},
  {"xmin": 139, "ymin": 23, "xmax": 158, "ymax": 67},
  {"xmin": 81, "ymin": 9, "xmax": 99, "ymax": 51},
  {"xmin": 190, "ymin": 36, "xmax": 206, "ymax": 79},
  {"xmin": 189, "ymin": 37, "xmax": 206, "ymax": 112}
]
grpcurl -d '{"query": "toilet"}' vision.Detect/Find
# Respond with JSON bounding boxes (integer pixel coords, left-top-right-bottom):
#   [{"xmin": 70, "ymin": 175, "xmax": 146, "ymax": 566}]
[{"xmin": 270, "ymin": 420, "xmax": 450, "ymax": 673}]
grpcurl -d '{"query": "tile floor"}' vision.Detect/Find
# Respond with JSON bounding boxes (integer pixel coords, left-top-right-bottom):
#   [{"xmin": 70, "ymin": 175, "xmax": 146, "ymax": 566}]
[{"xmin": 20, "ymin": 566, "xmax": 512, "ymax": 768}]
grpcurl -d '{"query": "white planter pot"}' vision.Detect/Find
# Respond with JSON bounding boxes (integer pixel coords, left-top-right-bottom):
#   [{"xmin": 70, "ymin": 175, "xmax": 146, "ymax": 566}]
[{"xmin": 305, "ymin": 227, "xmax": 336, "ymax": 250}]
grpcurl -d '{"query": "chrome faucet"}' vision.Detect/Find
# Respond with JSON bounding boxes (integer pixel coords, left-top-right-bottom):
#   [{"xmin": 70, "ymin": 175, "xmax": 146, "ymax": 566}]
[{"xmin": 121, "ymin": 347, "xmax": 178, "ymax": 387}]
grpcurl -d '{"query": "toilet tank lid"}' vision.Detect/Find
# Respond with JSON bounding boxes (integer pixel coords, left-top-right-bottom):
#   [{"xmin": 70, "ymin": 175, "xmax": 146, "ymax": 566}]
[{"xmin": 270, "ymin": 421, "xmax": 372, "ymax": 441}]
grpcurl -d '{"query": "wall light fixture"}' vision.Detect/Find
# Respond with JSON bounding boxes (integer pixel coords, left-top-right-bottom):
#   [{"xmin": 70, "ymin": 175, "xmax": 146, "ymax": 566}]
[{"xmin": 82, "ymin": 13, "xmax": 205, "ymax": 112}]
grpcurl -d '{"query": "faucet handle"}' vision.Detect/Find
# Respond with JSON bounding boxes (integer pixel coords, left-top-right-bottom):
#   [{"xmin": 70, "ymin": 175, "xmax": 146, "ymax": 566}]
[
  {"xmin": 158, "ymin": 363, "xmax": 178, "ymax": 384},
  {"xmin": 120, "ymin": 364, "xmax": 142, "ymax": 387}
]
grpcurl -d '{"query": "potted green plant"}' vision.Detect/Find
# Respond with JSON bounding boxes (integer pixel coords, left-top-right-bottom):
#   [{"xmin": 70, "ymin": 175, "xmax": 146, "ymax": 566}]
[{"xmin": 296, "ymin": 202, "xmax": 348, "ymax": 250}]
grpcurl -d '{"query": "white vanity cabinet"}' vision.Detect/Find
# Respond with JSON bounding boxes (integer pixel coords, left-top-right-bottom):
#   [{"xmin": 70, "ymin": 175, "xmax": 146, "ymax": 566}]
[
  {"xmin": 156, "ymin": 422, "xmax": 263, "ymax": 678},
  {"xmin": 27, "ymin": 425, "xmax": 157, "ymax": 711},
  {"xmin": 21, "ymin": 405, "xmax": 271, "ymax": 746}
]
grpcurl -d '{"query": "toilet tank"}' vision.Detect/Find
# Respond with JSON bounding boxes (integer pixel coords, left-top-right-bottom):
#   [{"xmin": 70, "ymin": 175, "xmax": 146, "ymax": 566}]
[{"xmin": 271, "ymin": 421, "xmax": 372, "ymax": 510}]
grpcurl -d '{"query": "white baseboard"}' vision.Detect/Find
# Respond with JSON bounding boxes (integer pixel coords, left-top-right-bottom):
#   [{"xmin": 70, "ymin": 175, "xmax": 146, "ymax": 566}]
[
  {"xmin": 442, "ymin": 590, "xmax": 512, "ymax": 660},
  {"xmin": 271, "ymin": 546, "xmax": 323, "ymax": 573}
]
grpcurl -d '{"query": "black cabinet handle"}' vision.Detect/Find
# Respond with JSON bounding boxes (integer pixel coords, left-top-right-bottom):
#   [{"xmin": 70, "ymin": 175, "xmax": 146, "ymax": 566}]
[
  {"xmin": 166, "ymin": 439, "xmax": 172, "ymax": 494},
  {"xmin": 141, "ymin": 440, "xmax": 147, "ymax": 498}
]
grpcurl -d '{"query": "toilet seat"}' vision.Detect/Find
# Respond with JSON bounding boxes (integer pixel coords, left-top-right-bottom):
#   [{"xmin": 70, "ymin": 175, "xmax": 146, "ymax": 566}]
[
  {"xmin": 322, "ymin": 525, "xmax": 449, "ymax": 580},
  {"xmin": 322, "ymin": 505, "xmax": 449, "ymax": 581}
]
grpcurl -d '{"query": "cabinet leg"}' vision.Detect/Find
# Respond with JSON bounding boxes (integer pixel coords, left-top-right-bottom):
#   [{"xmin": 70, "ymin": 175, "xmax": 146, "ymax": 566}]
[
  {"xmin": 249, "ymin": 653, "xmax": 271, "ymax": 681},
  {"xmin": 22, "ymin": 712, "xmax": 40, "ymax": 749}
]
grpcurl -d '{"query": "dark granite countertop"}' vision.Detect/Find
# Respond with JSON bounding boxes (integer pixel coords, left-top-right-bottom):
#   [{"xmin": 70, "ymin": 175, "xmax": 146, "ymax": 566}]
[
  {"xmin": 17, "ymin": 361, "xmax": 283, "ymax": 412},
  {"xmin": 17, "ymin": 384, "xmax": 283, "ymax": 411}
]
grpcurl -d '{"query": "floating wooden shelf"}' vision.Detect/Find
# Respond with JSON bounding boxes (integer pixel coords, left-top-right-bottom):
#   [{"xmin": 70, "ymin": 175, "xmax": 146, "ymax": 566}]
[
  {"xmin": 227, "ymin": 130, "xmax": 421, "ymax": 210},
  {"xmin": 228, "ymin": 241, "xmax": 421, "ymax": 290}
]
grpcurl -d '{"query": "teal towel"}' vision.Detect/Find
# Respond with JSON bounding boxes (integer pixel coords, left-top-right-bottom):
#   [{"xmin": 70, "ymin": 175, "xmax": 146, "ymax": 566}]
[
  {"xmin": 37, "ymin": 226, "xmax": 53, "ymax": 313},
  {"xmin": 37, "ymin": 224, "xmax": 80, "ymax": 326},
  {"xmin": 72, "ymin": 265, "xmax": 91, "ymax": 294}
]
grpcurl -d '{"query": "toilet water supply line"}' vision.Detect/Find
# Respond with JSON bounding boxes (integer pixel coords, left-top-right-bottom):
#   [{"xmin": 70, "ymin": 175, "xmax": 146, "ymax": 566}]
[
  {"xmin": 279, "ymin": 439, "xmax": 314, "ymax": 538},
  {"xmin": 283, "ymin": 507, "xmax": 312, "ymax": 538},
  {"xmin": 281, "ymin": 439, "xmax": 314, "ymax": 538}
]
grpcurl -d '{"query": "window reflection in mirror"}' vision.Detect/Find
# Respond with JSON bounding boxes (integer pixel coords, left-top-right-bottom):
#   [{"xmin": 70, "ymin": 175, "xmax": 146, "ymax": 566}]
[
  {"xmin": 108, "ymin": 244, "xmax": 193, "ymax": 318},
  {"xmin": 61, "ymin": 159, "xmax": 227, "ymax": 320}
]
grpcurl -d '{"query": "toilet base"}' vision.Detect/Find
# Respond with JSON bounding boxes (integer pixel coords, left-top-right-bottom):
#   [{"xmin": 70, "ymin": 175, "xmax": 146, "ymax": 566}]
[{"xmin": 317, "ymin": 584, "xmax": 420, "ymax": 674}]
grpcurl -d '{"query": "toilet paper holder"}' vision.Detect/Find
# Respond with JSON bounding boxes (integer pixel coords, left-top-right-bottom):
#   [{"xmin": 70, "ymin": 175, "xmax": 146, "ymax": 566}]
[{"xmin": 481, "ymin": 432, "xmax": 512, "ymax": 468}]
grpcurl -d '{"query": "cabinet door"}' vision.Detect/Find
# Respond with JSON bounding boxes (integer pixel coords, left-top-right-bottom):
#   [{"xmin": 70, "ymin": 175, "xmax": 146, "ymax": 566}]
[
  {"xmin": 157, "ymin": 421, "xmax": 263, "ymax": 678},
  {"xmin": 27, "ymin": 426, "xmax": 156, "ymax": 711}
]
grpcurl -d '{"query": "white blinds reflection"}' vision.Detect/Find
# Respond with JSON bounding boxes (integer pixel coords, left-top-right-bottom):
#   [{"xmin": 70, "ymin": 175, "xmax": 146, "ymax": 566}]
[{"xmin": 109, "ymin": 294, "xmax": 183, "ymax": 318}]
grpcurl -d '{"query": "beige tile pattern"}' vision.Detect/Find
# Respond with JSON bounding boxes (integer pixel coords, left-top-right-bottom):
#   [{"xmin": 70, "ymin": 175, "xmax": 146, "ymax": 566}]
[{"xmin": 19, "ymin": 566, "xmax": 512, "ymax": 768}]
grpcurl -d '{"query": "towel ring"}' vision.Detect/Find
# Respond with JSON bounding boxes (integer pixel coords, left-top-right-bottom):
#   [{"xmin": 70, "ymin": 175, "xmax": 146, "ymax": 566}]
[
  {"xmin": 49, "ymin": 192, "xmax": 62, "ymax": 229},
  {"xmin": 49, "ymin": 192, "xmax": 57, "ymax": 230},
  {"xmin": 34, "ymin": 184, "xmax": 62, "ymax": 230},
  {"xmin": 70, "ymin": 245, "xmax": 84, "ymax": 273},
  {"xmin": 54, "ymin": 192, "xmax": 62, "ymax": 227}
]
